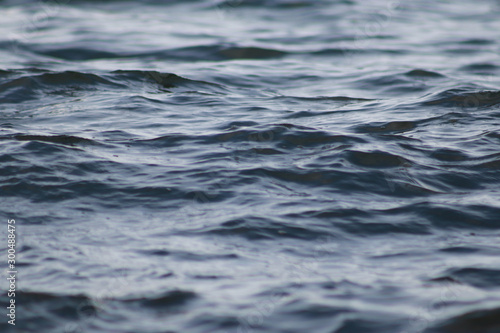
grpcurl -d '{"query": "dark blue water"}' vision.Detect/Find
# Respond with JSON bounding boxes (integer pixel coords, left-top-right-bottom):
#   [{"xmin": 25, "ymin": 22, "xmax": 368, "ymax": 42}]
[{"xmin": 1, "ymin": 0, "xmax": 500, "ymax": 332}]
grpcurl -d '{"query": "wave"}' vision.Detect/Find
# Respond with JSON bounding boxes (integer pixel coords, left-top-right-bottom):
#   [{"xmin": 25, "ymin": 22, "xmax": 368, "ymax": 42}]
[
  {"xmin": 422, "ymin": 89, "xmax": 500, "ymax": 108},
  {"xmin": 0, "ymin": 69, "xmax": 226, "ymax": 103},
  {"xmin": 28, "ymin": 43, "xmax": 289, "ymax": 61}
]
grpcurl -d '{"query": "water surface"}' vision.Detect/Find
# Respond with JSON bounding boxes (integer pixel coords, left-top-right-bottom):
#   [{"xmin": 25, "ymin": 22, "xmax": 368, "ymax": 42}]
[{"xmin": 1, "ymin": 0, "xmax": 500, "ymax": 332}]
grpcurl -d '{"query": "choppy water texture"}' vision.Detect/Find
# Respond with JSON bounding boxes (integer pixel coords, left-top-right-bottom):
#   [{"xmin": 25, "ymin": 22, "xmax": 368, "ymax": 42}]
[{"xmin": 1, "ymin": 0, "xmax": 500, "ymax": 332}]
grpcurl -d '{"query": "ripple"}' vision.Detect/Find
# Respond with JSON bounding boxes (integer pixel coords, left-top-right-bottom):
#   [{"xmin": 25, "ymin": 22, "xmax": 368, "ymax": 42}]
[
  {"xmin": 126, "ymin": 290, "xmax": 198, "ymax": 309},
  {"xmin": 436, "ymin": 267, "xmax": 500, "ymax": 289}
]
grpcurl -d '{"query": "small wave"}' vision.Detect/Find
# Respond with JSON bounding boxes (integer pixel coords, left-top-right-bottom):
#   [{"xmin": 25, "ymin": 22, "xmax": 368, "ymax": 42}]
[
  {"xmin": 111, "ymin": 70, "xmax": 226, "ymax": 93},
  {"xmin": 310, "ymin": 47, "xmax": 407, "ymax": 57},
  {"xmin": 192, "ymin": 215, "xmax": 329, "ymax": 240},
  {"xmin": 0, "ymin": 68, "xmax": 226, "ymax": 104},
  {"xmin": 459, "ymin": 62, "xmax": 499, "ymax": 74},
  {"xmin": 210, "ymin": 0, "xmax": 321, "ymax": 9},
  {"xmin": 161, "ymin": 44, "xmax": 288, "ymax": 61},
  {"xmin": 432, "ymin": 267, "xmax": 500, "ymax": 289},
  {"xmin": 32, "ymin": 43, "xmax": 289, "ymax": 61},
  {"xmin": 11, "ymin": 134, "xmax": 98, "ymax": 146},
  {"xmin": 124, "ymin": 290, "xmax": 198, "ymax": 309},
  {"xmin": 135, "ymin": 124, "xmax": 365, "ymax": 149},
  {"xmin": 274, "ymin": 95, "xmax": 374, "ymax": 105},
  {"xmin": 404, "ymin": 69, "xmax": 445, "ymax": 78},
  {"xmin": 345, "ymin": 150, "xmax": 409, "ymax": 168},
  {"xmin": 355, "ymin": 121, "xmax": 416, "ymax": 134},
  {"xmin": 353, "ymin": 71, "xmax": 435, "ymax": 95},
  {"xmin": 422, "ymin": 89, "xmax": 500, "ymax": 108},
  {"xmin": 30, "ymin": 46, "xmax": 123, "ymax": 61},
  {"xmin": 0, "ymin": 70, "xmax": 124, "ymax": 103}
]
